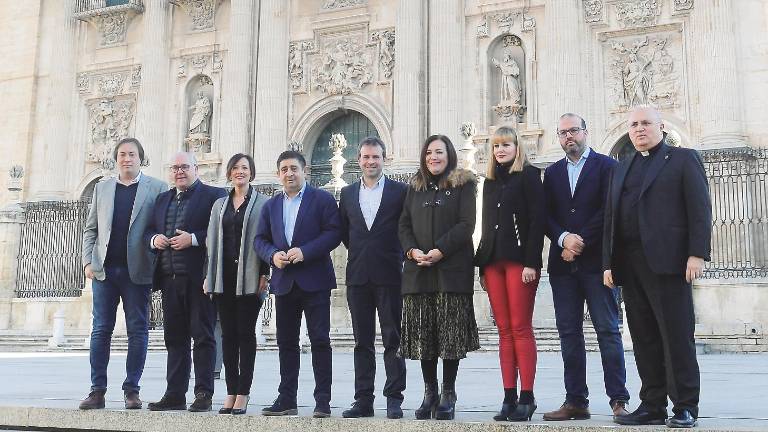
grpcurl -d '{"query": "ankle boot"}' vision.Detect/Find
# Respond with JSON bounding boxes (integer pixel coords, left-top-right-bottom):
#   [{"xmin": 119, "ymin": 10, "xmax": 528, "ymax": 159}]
[
  {"xmin": 434, "ymin": 385, "xmax": 457, "ymax": 420},
  {"xmin": 508, "ymin": 398, "xmax": 537, "ymax": 421},
  {"xmin": 414, "ymin": 382, "xmax": 439, "ymax": 420}
]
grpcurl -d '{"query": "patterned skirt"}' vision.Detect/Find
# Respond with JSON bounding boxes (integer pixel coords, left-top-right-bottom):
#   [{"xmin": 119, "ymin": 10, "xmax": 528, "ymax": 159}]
[{"xmin": 400, "ymin": 292, "xmax": 481, "ymax": 360}]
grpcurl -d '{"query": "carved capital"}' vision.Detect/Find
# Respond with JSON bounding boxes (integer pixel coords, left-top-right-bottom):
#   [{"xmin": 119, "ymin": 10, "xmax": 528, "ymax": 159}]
[{"xmin": 169, "ymin": 0, "xmax": 219, "ymax": 31}]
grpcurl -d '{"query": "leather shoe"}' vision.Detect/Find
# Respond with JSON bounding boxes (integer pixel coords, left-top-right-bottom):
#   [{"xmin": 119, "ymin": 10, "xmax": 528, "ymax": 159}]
[
  {"xmin": 313, "ymin": 402, "xmax": 332, "ymax": 418},
  {"xmin": 124, "ymin": 391, "xmax": 142, "ymax": 410},
  {"xmin": 386, "ymin": 398, "xmax": 403, "ymax": 419},
  {"xmin": 188, "ymin": 392, "xmax": 212, "ymax": 412},
  {"xmin": 508, "ymin": 400, "xmax": 537, "ymax": 422},
  {"xmin": 611, "ymin": 400, "xmax": 630, "ymax": 419},
  {"xmin": 434, "ymin": 386, "xmax": 457, "ymax": 420},
  {"xmin": 667, "ymin": 410, "xmax": 697, "ymax": 428},
  {"xmin": 543, "ymin": 402, "xmax": 590, "ymax": 421},
  {"xmin": 414, "ymin": 382, "xmax": 439, "ymax": 420},
  {"xmin": 493, "ymin": 402, "xmax": 515, "ymax": 421},
  {"xmin": 147, "ymin": 394, "xmax": 186, "ymax": 411},
  {"xmin": 262, "ymin": 397, "xmax": 298, "ymax": 416},
  {"xmin": 614, "ymin": 406, "xmax": 668, "ymax": 425},
  {"xmin": 79, "ymin": 390, "xmax": 105, "ymax": 410},
  {"xmin": 342, "ymin": 401, "xmax": 374, "ymax": 418}
]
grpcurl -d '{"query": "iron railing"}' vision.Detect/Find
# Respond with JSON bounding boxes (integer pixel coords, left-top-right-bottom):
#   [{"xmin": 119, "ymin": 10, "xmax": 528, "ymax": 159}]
[{"xmin": 74, "ymin": 0, "xmax": 143, "ymax": 16}]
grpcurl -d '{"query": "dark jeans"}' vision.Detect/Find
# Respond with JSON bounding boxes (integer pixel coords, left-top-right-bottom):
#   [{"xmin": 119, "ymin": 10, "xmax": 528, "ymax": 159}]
[
  {"xmin": 275, "ymin": 285, "xmax": 331, "ymax": 406},
  {"xmin": 160, "ymin": 274, "xmax": 217, "ymax": 397},
  {"xmin": 215, "ymin": 293, "xmax": 263, "ymax": 395},
  {"xmin": 347, "ymin": 282, "xmax": 406, "ymax": 406},
  {"xmin": 549, "ymin": 272, "xmax": 630, "ymax": 408},
  {"xmin": 620, "ymin": 245, "xmax": 700, "ymax": 417},
  {"xmin": 89, "ymin": 266, "xmax": 151, "ymax": 393}
]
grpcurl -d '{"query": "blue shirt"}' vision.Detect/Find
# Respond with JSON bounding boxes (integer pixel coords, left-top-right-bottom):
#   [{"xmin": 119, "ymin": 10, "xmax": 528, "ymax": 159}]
[
  {"xmin": 359, "ymin": 175, "xmax": 385, "ymax": 230},
  {"xmin": 283, "ymin": 182, "xmax": 306, "ymax": 245},
  {"xmin": 558, "ymin": 147, "xmax": 591, "ymax": 247}
]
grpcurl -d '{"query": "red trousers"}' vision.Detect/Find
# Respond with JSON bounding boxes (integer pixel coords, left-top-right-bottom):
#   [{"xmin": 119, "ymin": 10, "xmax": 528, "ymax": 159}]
[{"xmin": 483, "ymin": 260, "xmax": 538, "ymax": 390}]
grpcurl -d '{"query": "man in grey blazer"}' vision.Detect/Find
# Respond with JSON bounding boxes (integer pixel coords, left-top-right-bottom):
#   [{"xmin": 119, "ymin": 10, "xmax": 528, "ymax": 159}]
[{"xmin": 79, "ymin": 138, "xmax": 167, "ymax": 410}]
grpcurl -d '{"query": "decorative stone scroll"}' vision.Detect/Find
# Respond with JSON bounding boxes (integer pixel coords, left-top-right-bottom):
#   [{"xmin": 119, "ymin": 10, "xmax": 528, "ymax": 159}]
[
  {"xmin": 615, "ymin": 0, "xmax": 661, "ymax": 29},
  {"xmin": 169, "ymin": 0, "xmax": 219, "ymax": 31}
]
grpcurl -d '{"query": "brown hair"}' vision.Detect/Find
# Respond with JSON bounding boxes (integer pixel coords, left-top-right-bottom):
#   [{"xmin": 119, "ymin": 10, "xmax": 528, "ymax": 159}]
[
  {"xmin": 113, "ymin": 137, "xmax": 145, "ymax": 163},
  {"xmin": 485, "ymin": 126, "xmax": 527, "ymax": 179},
  {"xmin": 357, "ymin": 136, "xmax": 387, "ymax": 159},
  {"xmin": 416, "ymin": 134, "xmax": 458, "ymax": 189},
  {"xmin": 226, "ymin": 153, "xmax": 256, "ymax": 182}
]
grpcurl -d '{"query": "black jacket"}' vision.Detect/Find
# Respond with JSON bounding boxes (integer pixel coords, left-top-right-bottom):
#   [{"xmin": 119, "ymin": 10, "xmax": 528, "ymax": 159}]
[
  {"xmin": 475, "ymin": 164, "xmax": 544, "ymax": 272},
  {"xmin": 398, "ymin": 169, "xmax": 477, "ymax": 295}
]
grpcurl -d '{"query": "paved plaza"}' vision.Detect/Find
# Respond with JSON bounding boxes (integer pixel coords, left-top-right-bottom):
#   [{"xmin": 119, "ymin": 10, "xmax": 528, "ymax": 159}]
[{"xmin": 0, "ymin": 350, "xmax": 766, "ymax": 431}]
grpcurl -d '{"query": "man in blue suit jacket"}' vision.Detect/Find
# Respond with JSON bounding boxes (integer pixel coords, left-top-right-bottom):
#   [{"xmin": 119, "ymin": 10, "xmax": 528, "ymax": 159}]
[
  {"xmin": 542, "ymin": 114, "xmax": 630, "ymax": 422},
  {"xmin": 337, "ymin": 137, "xmax": 407, "ymax": 419},
  {"xmin": 144, "ymin": 152, "xmax": 227, "ymax": 412},
  {"xmin": 254, "ymin": 150, "xmax": 341, "ymax": 418}
]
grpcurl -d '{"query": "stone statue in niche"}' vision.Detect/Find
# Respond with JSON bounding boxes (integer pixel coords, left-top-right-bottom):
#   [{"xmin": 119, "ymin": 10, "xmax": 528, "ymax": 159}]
[
  {"xmin": 492, "ymin": 51, "xmax": 522, "ymax": 105},
  {"xmin": 622, "ymin": 52, "xmax": 652, "ymax": 106},
  {"xmin": 608, "ymin": 36, "xmax": 680, "ymax": 110},
  {"xmin": 185, "ymin": 89, "xmax": 212, "ymax": 153},
  {"xmin": 491, "ymin": 35, "xmax": 525, "ymax": 122}
]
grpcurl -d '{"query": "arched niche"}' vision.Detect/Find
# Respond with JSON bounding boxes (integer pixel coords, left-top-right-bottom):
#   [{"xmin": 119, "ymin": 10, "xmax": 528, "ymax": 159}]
[
  {"xmin": 183, "ymin": 74, "xmax": 214, "ymax": 153},
  {"xmin": 487, "ymin": 34, "xmax": 526, "ymax": 125}
]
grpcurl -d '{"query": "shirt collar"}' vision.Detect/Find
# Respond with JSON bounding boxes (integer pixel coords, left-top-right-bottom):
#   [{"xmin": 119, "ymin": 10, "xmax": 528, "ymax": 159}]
[
  {"xmin": 360, "ymin": 175, "xmax": 385, "ymax": 191},
  {"xmin": 175, "ymin": 179, "xmax": 199, "ymax": 197},
  {"xmin": 229, "ymin": 185, "xmax": 252, "ymax": 201},
  {"xmin": 283, "ymin": 182, "xmax": 306, "ymax": 200},
  {"xmin": 566, "ymin": 147, "xmax": 591, "ymax": 166},
  {"xmin": 117, "ymin": 171, "xmax": 142, "ymax": 186}
]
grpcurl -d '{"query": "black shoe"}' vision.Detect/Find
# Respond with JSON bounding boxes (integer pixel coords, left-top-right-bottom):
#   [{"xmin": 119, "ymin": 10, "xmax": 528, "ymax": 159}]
[
  {"xmin": 313, "ymin": 402, "xmax": 331, "ymax": 418},
  {"xmin": 262, "ymin": 397, "xmax": 298, "ymax": 416},
  {"xmin": 493, "ymin": 402, "xmax": 516, "ymax": 421},
  {"xmin": 386, "ymin": 399, "xmax": 404, "ymax": 420},
  {"xmin": 667, "ymin": 410, "xmax": 697, "ymax": 428},
  {"xmin": 79, "ymin": 390, "xmax": 105, "ymax": 410},
  {"xmin": 147, "ymin": 394, "xmax": 186, "ymax": 411},
  {"xmin": 615, "ymin": 406, "xmax": 668, "ymax": 425},
  {"xmin": 232, "ymin": 395, "xmax": 250, "ymax": 415},
  {"xmin": 508, "ymin": 400, "xmax": 537, "ymax": 421},
  {"xmin": 434, "ymin": 386, "xmax": 457, "ymax": 420},
  {"xmin": 342, "ymin": 401, "xmax": 374, "ymax": 418},
  {"xmin": 124, "ymin": 391, "xmax": 142, "ymax": 410},
  {"xmin": 414, "ymin": 382, "xmax": 439, "ymax": 420},
  {"xmin": 188, "ymin": 392, "xmax": 212, "ymax": 412},
  {"xmin": 218, "ymin": 407, "xmax": 233, "ymax": 415}
]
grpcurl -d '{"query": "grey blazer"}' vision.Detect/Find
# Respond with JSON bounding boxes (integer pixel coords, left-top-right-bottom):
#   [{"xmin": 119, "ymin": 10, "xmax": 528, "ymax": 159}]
[
  {"xmin": 82, "ymin": 174, "xmax": 167, "ymax": 285},
  {"xmin": 205, "ymin": 187, "xmax": 269, "ymax": 296}
]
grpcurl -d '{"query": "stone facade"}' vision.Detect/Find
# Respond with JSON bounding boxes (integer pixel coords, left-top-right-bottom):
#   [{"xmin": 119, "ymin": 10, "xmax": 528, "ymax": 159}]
[{"xmin": 0, "ymin": 0, "xmax": 767, "ymax": 348}]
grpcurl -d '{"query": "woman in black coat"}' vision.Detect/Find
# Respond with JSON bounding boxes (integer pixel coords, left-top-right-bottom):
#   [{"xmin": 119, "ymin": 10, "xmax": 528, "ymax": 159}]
[
  {"xmin": 398, "ymin": 134, "xmax": 480, "ymax": 420},
  {"xmin": 475, "ymin": 126, "xmax": 544, "ymax": 422}
]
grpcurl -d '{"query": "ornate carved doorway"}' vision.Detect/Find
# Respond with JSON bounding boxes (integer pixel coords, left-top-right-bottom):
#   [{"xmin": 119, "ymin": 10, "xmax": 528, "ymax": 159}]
[{"xmin": 309, "ymin": 110, "xmax": 379, "ymax": 187}]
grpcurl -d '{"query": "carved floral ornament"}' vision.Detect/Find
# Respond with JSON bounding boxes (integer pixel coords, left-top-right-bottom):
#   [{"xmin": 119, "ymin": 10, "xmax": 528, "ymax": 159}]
[
  {"xmin": 170, "ymin": 0, "xmax": 219, "ymax": 31},
  {"xmin": 321, "ymin": 0, "xmax": 367, "ymax": 10},
  {"xmin": 477, "ymin": 10, "xmax": 536, "ymax": 38},
  {"xmin": 615, "ymin": 0, "xmax": 661, "ymax": 28},
  {"xmin": 370, "ymin": 30, "xmax": 395, "ymax": 79},
  {"xmin": 74, "ymin": 1, "xmax": 144, "ymax": 48},
  {"xmin": 674, "ymin": 0, "xmax": 694, "ymax": 11},
  {"xmin": 584, "ymin": 0, "xmax": 604, "ymax": 24}
]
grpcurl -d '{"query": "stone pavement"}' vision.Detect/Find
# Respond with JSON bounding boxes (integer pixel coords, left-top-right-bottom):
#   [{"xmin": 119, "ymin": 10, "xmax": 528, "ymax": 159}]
[{"xmin": 0, "ymin": 351, "xmax": 766, "ymax": 431}]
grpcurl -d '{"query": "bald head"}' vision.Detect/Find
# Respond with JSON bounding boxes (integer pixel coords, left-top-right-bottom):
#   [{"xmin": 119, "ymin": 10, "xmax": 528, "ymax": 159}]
[
  {"xmin": 169, "ymin": 151, "xmax": 199, "ymax": 191},
  {"xmin": 627, "ymin": 106, "xmax": 665, "ymax": 152}
]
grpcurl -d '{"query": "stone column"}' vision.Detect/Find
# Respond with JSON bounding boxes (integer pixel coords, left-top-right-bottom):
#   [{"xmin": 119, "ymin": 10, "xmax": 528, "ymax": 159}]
[
  {"xmin": 218, "ymin": 0, "xmax": 258, "ymax": 173},
  {"xmin": 134, "ymin": 0, "xmax": 171, "ymax": 173},
  {"xmin": 0, "ymin": 207, "xmax": 24, "ymax": 330},
  {"xmin": 428, "ymin": 0, "xmax": 463, "ymax": 146},
  {"xmin": 34, "ymin": 1, "xmax": 77, "ymax": 201},
  {"xmin": 252, "ymin": 0, "xmax": 290, "ymax": 183},
  {"xmin": 692, "ymin": 0, "xmax": 747, "ymax": 149},
  {"xmin": 391, "ymin": 0, "xmax": 426, "ymax": 171}
]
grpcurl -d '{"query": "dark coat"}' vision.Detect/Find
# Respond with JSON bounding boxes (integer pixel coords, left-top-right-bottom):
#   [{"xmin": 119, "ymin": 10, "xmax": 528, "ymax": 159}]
[
  {"xmin": 338, "ymin": 177, "xmax": 408, "ymax": 287},
  {"xmin": 145, "ymin": 181, "xmax": 227, "ymax": 289},
  {"xmin": 543, "ymin": 150, "xmax": 616, "ymax": 276},
  {"xmin": 398, "ymin": 168, "xmax": 477, "ymax": 295},
  {"xmin": 602, "ymin": 142, "xmax": 712, "ymax": 284},
  {"xmin": 254, "ymin": 184, "xmax": 342, "ymax": 295},
  {"xmin": 475, "ymin": 164, "xmax": 544, "ymax": 272}
]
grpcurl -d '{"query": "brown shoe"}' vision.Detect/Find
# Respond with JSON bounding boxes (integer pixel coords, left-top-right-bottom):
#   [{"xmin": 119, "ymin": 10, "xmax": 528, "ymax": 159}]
[
  {"xmin": 124, "ymin": 392, "xmax": 143, "ymax": 409},
  {"xmin": 79, "ymin": 390, "xmax": 105, "ymax": 410},
  {"xmin": 542, "ymin": 402, "xmax": 590, "ymax": 421},
  {"xmin": 611, "ymin": 400, "xmax": 630, "ymax": 419}
]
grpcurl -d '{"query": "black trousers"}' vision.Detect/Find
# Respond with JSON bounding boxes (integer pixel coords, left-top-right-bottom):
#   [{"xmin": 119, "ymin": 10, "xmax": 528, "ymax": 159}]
[
  {"xmin": 275, "ymin": 284, "xmax": 332, "ymax": 406},
  {"xmin": 347, "ymin": 282, "xmax": 406, "ymax": 406},
  {"xmin": 215, "ymin": 293, "xmax": 262, "ymax": 395},
  {"xmin": 619, "ymin": 245, "xmax": 700, "ymax": 417},
  {"xmin": 160, "ymin": 274, "xmax": 217, "ymax": 397}
]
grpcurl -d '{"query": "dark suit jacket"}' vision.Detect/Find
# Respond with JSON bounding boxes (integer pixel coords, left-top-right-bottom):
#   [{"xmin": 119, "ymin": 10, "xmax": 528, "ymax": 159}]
[
  {"xmin": 254, "ymin": 184, "xmax": 341, "ymax": 295},
  {"xmin": 544, "ymin": 150, "xmax": 616, "ymax": 276},
  {"xmin": 338, "ymin": 177, "xmax": 407, "ymax": 287},
  {"xmin": 602, "ymin": 142, "xmax": 712, "ymax": 284},
  {"xmin": 145, "ymin": 180, "xmax": 227, "ymax": 288}
]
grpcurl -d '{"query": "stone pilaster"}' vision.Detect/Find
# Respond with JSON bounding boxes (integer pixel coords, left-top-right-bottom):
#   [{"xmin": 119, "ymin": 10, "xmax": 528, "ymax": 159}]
[
  {"xmin": 34, "ymin": 1, "xmax": 77, "ymax": 201},
  {"xmin": 252, "ymin": 0, "xmax": 290, "ymax": 183},
  {"xmin": 428, "ymin": 0, "xmax": 463, "ymax": 146},
  {"xmin": 0, "ymin": 208, "xmax": 24, "ymax": 330},
  {"xmin": 218, "ymin": 0, "xmax": 257, "ymax": 176},
  {"xmin": 692, "ymin": 0, "xmax": 747, "ymax": 150},
  {"xmin": 134, "ymin": 0, "xmax": 170, "ymax": 174},
  {"xmin": 391, "ymin": 0, "xmax": 426, "ymax": 171}
]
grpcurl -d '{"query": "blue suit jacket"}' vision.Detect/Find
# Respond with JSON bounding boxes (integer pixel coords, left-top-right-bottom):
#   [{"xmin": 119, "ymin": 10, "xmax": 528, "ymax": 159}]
[
  {"xmin": 254, "ymin": 184, "xmax": 341, "ymax": 295},
  {"xmin": 338, "ymin": 177, "xmax": 407, "ymax": 287},
  {"xmin": 543, "ymin": 149, "xmax": 616, "ymax": 275},
  {"xmin": 145, "ymin": 180, "xmax": 227, "ymax": 287}
]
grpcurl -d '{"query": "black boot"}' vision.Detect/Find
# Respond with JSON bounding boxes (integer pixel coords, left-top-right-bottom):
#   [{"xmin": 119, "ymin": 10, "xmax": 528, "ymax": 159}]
[
  {"xmin": 508, "ymin": 399, "xmax": 537, "ymax": 421},
  {"xmin": 414, "ymin": 382, "xmax": 439, "ymax": 420},
  {"xmin": 493, "ymin": 402, "xmax": 516, "ymax": 421},
  {"xmin": 434, "ymin": 385, "xmax": 457, "ymax": 420}
]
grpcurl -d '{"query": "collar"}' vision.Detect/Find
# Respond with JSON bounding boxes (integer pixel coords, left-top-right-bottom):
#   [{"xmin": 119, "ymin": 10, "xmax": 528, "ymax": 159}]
[
  {"xmin": 230, "ymin": 185, "xmax": 252, "ymax": 200},
  {"xmin": 175, "ymin": 179, "xmax": 200, "ymax": 197},
  {"xmin": 117, "ymin": 171, "xmax": 142, "ymax": 186},
  {"xmin": 639, "ymin": 141, "xmax": 664, "ymax": 158},
  {"xmin": 566, "ymin": 147, "xmax": 591, "ymax": 166},
  {"xmin": 283, "ymin": 182, "xmax": 306, "ymax": 200},
  {"xmin": 360, "ymin": 175, "xmax": 385, "ymax": 191}
]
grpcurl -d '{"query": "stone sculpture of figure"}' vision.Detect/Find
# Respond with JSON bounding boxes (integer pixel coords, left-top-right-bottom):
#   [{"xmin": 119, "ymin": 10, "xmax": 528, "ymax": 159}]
[
  {"xmin": 622, "ymin": 53, "xmax": 652, "ymax": 106},
  {"xmin": 188, "ymin": 91, "xmax": 211, "ymax": 135},
  {"xmin": 492, "ymin": 52, "xmax": 522, "ymax": 105}
]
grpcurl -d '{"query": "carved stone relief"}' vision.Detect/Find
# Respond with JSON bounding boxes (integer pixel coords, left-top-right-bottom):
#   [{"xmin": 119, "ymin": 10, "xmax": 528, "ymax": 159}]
[
  {"xmin": 184, "ymin": 75, "xmax": 215, "ymax": 153},
  {"xmin": 321, "ymin": 0, "xmax": 367, "ymax": 10},
  {"xmin": 584, "ymin": 0, "xmax": 605, "ymax": 24},
  {"xmin": 477, "ymin": 10, "xmax": 535, "ymax": 38},
  {"xmin": 311, "ymin": 38, "xmax": 373, "ymax": 95},
  {"xmin": 74, "ymin": 2, "xmax": 143, "ymax": 48},
  {"xmin": 673, "ymin": 0, "xmax": 694, "ymax": 11},
  {"xmin": 615, "ymin": 0, "xmax": 661, "ymax": 28},
  {"xmin": 178, "ymin": 51, "xmax": 222, "ymax": 83},
  {"xmin": 477, "ymin": 15, "xmax": 490, "ymax": 38},
  {"xmin": 96, "ymin": 12, "xmax": 130, "ymax": 47},
  {"xmin": 490, "ymin": 35, "xmax": 526, "ymax": 123},
  {"xmin": 370, "ymin": 29, "xmax": 395, "ymax": 80},
  {"xmin": 521, "ymin": 14, "xmax": 536, "ymax": 32},
  {"xmin": 87, "ymin": 98, "xmax": 135, "ymax": 165},
  {"xmin": 131, "ymin": 65, "xmax": 142, "ymax": 89},
  {"xmin": 493, "ymin": 12, "xmax": 518, "ymax": 33},
  {"xmin": 170, "ymin": 0, "xmax": 219, "ymax": 31}
]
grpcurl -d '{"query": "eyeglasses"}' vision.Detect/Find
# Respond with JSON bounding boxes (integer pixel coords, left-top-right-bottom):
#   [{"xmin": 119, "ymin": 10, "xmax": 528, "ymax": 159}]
[
  {"xmin": 556, "ymin": 127, "xmax": 585, "ymax": 137},
  {"xmin": 169, "ymin": 164, "xmax": 194, "ymax": 173}
]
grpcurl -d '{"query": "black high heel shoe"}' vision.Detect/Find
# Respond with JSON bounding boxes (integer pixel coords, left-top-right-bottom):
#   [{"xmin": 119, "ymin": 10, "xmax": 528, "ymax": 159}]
[
  {"xmin": 493, "ymin": 402, "xmax": 516, "ymax": 421},
  {"xmin": 434, "ymin": 386, "xmax": 457, "ymax": 420},
  {"xmin": 507, "ymin": 399, "xmax": 537, "ymax": 421},
  {"xmin": 218, "ymin": 396, "xmax": 235, "ymax": 415},
  {"xmin": 232, "ymin": 395, "xmax": 250, "ymax": 415},
  {"xmin": 414, "ymin": 382, "xmax": 439, "ymax": 420}
]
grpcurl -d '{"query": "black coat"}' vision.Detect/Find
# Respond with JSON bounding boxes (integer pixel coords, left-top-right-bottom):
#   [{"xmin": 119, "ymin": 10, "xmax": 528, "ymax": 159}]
[
  {"xmin": 475, "ymin": 164, "xmax": 544, "ymax": 272},
  {"xmin": 398, "ymin": 169, "xmax": 477, "ymax": 295},
  {"xmin": 603, "ymin": 142, "xmax": 712, "ymax": 283}
]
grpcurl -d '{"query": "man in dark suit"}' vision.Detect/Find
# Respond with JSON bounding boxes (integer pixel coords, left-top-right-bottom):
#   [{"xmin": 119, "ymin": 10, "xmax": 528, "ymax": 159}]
[
  {"xmin": 603, "ymin": 107, "xmax": 711, "ymax": 428},
  {"xmin": 145, "ymin": 152, "xmax": 226, "ymax": 412},
  {"xmin": 337, "ymin": 137, "xmax": 408, "ymax": 419},
  {"xmin": 542, "ymin": 114, "xmax": 630, "ymax": 422},
  {"xmin": 254, "ymin": 150, "xmax": 341, "ymax": 418}
]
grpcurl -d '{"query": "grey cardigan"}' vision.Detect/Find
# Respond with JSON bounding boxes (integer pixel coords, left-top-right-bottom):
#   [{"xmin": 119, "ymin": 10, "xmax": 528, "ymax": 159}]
[{"xmin": 205, "ymin": 187, "xmax": 269, "ymax": 296}]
